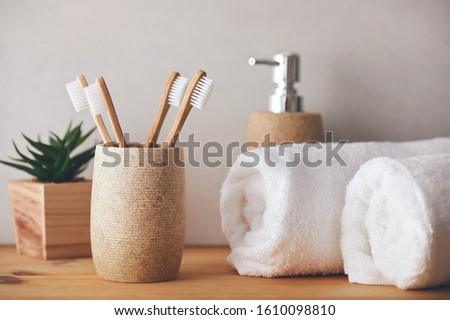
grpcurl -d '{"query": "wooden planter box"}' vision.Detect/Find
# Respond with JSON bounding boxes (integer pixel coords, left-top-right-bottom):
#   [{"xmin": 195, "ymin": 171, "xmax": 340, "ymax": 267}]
[{"xmin": 8, "ymin": 179, "xmax": 92, "ymax": 260}]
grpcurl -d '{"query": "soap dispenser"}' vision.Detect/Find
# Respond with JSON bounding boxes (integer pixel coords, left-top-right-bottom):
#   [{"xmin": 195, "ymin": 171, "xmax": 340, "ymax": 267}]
[{"xmin": 246, "ymin": 52, "xmax": 324, "ymax": 146}]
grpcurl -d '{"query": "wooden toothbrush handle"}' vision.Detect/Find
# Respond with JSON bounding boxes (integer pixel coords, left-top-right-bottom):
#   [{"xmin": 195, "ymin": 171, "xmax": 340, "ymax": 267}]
[
  {"xmin": 97, "ymin": 77, "xmax": 126, "ymax": 148},
  {"xmin": 145, "ymin": 72, "xmax": 179, "ymax": 148},
  {"xmin": 165, "ymin": 70, "xmax": 206, "ymax": 147},
  {"xmin": 92, "ymin": 115, "xmax": 112, "ymax": 144},
  {"xmin": 76, "ymin": 75, "xmax": 112, "ymax": 145}
]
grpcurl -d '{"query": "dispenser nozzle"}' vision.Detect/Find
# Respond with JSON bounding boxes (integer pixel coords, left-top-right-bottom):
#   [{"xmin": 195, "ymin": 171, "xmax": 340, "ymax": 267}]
[
  {"xmin": 248, "ymin": 58, "xmax": 279, "ymax": 66},
  {"xmin": 249, "ymin": 52, "xmax": 302, "ymax": 113}
]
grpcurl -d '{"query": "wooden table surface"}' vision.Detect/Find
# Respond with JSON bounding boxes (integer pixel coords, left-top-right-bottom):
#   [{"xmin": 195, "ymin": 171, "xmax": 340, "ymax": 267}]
[{"xmin": 1, "ymin": 245, "xmax": 449, "ymax": 300}]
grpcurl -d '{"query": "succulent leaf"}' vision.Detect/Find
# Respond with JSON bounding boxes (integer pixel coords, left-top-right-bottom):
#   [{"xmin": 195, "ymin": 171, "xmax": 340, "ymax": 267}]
[
  {"xmin": 0, "ymin": 160, "xmax": 48, "ymax": 181},
  {"xmin": 67, "ymin": 124, "xmax": 82, "ymax": 152},
  {"xmin": 76, "ymin": 127, "xmax": 96, "ymax": 148}
]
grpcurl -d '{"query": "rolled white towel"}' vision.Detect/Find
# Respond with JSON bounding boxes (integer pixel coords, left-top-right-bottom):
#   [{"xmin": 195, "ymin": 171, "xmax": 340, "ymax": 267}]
[
  {"xmin": 220, "ymin": 138, "xmax": 450, "ymax": 277},
  {"xmin": 341, "ymin": 154, "xmax": 450, "ymax": 289}
]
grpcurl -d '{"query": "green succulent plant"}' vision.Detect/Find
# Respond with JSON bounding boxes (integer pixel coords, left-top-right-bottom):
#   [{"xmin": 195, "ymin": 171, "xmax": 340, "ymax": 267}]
[{"xmin": 0, "ymin": 122, "xmax": 96, "ymax": 183}]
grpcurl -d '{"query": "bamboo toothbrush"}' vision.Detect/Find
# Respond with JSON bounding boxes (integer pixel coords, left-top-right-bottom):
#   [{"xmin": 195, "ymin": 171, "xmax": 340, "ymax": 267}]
[
  {"xmin": 65, "ymin": 75, "xmax": 113, "ymax": 145},
  {"xmin": 84, "ymin": 77, "xmax": 126, "ymax": 147},
  {"xmin": 144, "ymin": 72, "xmax": 188, "ymax": 147},
  {"xmin": 165, "ymin": 70, "xmax": 214, "ymax": 147}
]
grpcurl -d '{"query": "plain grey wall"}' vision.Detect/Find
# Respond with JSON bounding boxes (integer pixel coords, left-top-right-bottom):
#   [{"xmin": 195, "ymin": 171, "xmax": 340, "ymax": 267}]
[{"xmin": 1, "ymin": 0, "xmax": 450, "ymax": 245}]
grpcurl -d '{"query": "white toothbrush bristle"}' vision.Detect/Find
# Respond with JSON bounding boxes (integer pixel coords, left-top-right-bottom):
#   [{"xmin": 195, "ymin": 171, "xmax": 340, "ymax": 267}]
[
  {"xmin": 168, "ymin": 76, "xmax": 188, "ymax": 107},
  {"xmin": 66, "ymin": 81, "xmax": 89, "ymax": 112},
  {"xmin": 191, "ymin": 76, "xmax": 214, "ymax": 109},
  {"xmin": 84, "ymin": 83, "xmax": 106, "ymax": 115}
]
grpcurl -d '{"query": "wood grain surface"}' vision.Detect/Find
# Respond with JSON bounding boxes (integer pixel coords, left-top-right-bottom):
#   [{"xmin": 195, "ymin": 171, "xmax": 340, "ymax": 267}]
[
  {"xmin": 0, "ymin": 245, "xmax": 449, "ymax": 300},
  {"xmin": 8, "ymin": 180, "xmax": 92, "ymax": 260}
]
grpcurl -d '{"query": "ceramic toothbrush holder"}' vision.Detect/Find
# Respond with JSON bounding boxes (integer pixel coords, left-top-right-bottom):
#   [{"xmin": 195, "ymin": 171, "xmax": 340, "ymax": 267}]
[{"xmin": 90, "ymin": 145, "xmax": 185, "ymax": 283}]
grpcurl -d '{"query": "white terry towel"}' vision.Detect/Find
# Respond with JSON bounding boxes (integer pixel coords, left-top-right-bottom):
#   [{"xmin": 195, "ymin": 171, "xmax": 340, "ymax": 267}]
[
  {"xmin": 341, "ymin": 154, "xmax": 450, "ymax": 289},
  {"xmin": 220, "ymin": 138, "xmax": 450, "ymax": 277}
]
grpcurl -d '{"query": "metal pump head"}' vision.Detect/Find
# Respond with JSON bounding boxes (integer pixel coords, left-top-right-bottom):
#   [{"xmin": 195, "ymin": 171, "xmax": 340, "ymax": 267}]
[{"xmin": 249, "ymin": 52, "xmax": 302, "ymax": 113}]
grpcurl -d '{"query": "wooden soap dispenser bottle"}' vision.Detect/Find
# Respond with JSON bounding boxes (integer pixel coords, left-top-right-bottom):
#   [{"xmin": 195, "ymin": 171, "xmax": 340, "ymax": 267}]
[{"xmin": 247, "ymin": 52, "xmax": 324, "ymax": 146}]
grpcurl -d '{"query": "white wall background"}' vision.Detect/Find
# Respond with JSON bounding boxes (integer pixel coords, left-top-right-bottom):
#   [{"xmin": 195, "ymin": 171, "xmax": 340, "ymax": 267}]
[{"xmin": 1, "ymin": 0, "xmax": 450, "ymax": 245}]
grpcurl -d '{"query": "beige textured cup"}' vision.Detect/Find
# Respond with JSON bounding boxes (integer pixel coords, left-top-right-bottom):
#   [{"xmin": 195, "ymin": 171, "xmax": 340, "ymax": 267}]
[{"xmin": 90, "ymin": 145, "xmax": 185, "ymax": 283}]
